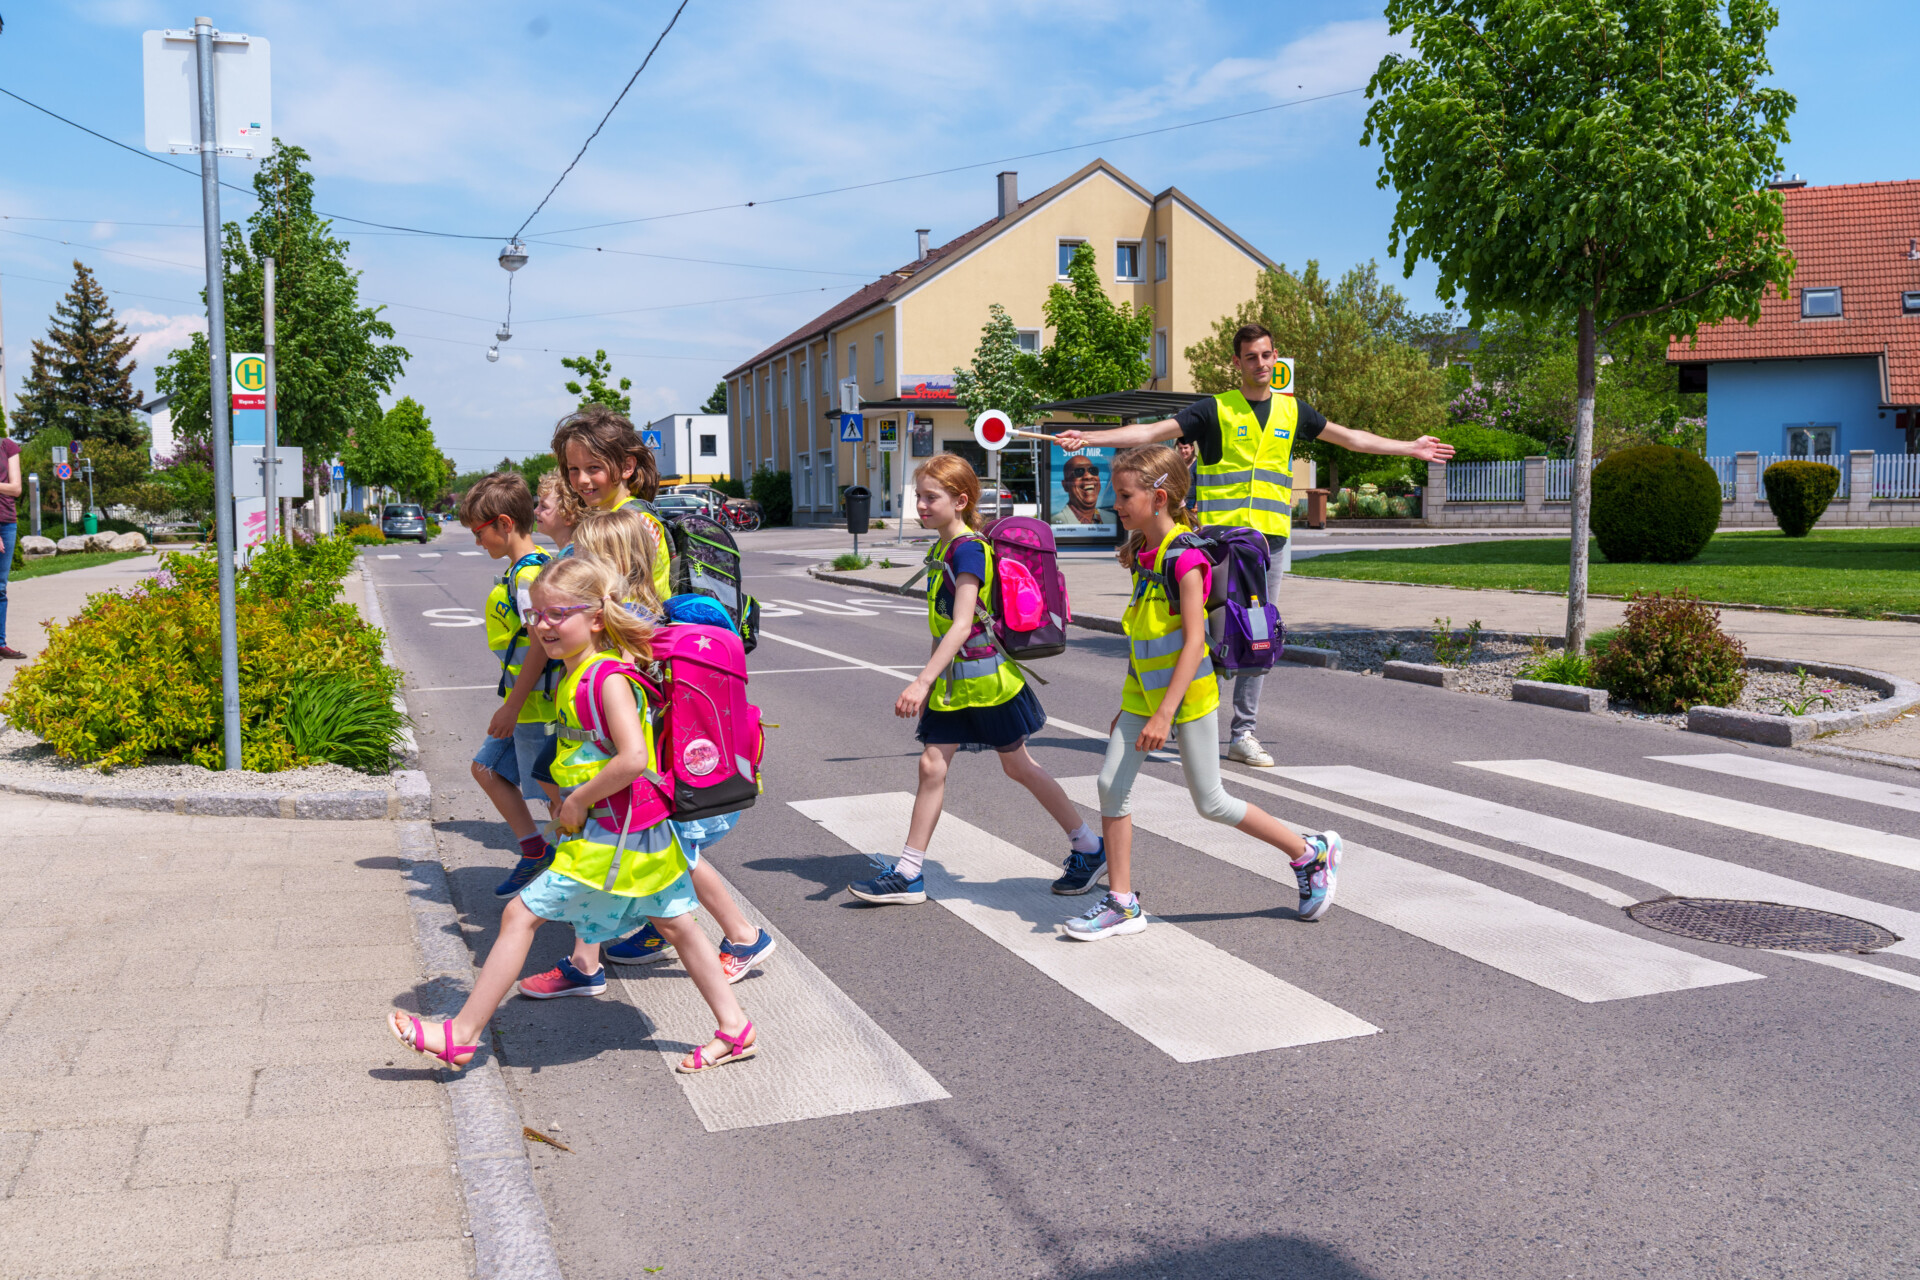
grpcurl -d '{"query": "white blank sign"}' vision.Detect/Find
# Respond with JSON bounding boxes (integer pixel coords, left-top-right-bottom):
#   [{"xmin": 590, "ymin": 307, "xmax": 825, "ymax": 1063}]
[{"xmin": 142, "ymin": 29, "xmax": 273, "ymax": 157}]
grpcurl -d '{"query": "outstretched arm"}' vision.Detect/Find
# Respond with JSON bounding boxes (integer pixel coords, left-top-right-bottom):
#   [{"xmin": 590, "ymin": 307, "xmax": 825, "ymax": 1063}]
[
  {"xmin": 1052, "ymin": 418, "xmax": 1184, "ymax": 453},
  {"xmin": 1317, "ymin": 422, "xmax": 1455, "ymax": 462}
]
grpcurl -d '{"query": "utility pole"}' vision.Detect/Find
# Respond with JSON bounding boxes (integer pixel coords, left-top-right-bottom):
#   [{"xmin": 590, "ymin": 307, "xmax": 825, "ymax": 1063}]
[
  {"xmin": 195, "ymin": 15, "xmax": 243, "ymax": 771},
  {"xmin": 0, "ymin": 270, "xmax": 10, "ymax": 431},
  {"xmin": 263, "ymin": 255, "xmax": 278, "ymax": 543}
]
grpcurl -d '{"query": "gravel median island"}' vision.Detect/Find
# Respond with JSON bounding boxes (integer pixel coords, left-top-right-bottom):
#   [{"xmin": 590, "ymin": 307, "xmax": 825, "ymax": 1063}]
[
  {"xmin": 1287, "ymin": 632, "xmax": 1884, "ymax": 729},
  {"xmin": 0, "ymin": 726, "xmax": 389, "ymax": 794}
]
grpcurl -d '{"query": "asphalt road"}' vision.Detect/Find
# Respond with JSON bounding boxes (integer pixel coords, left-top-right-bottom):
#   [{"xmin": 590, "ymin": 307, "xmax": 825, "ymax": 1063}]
[{"xmin": 371, "ymin": 526, "xmax": 1920, "ymax": 1280}]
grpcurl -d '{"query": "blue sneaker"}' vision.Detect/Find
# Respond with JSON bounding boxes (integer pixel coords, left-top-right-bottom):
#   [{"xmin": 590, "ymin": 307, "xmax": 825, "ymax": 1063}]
[
  {"xmin": 1296, "ymin": 831, "xmax": 1342, "ymax": 922},
  {"xmin": 494, "ymin": 845, "xmax": 554, "ymax": 898},
  {"xmin": 605, "ymin": 921, "xmax": 676, "ymax": 966},
  {"xmin": 518, "ymin": 956, "xmax": 607, "ymax": 1000},
  {"xmin": 1064, "ymin": 892, "xmax": 1146, "ymax": 941},
  {"xmin": 848, "ymin": 857, "xmax": 926, "ymax": 905},
  {"xmin": 718, "ymin": 928, "xmax": 779, "ymax": 984},
  {"xmin": 1051, "ymin": 841, "xmax": 1107, "ymax": 896}
]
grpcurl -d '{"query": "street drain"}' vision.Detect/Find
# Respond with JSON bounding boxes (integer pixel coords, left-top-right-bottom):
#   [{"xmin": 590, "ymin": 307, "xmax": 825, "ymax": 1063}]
[{"xmin": 1625, "ymin": 897, "xmax": 1901, "ymax": 954}]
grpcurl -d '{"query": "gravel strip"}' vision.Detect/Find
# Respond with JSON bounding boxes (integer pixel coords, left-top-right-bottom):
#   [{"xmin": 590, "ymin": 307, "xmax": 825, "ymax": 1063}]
[
  {"xmin": 1288, "ymin": 632, "xmax": 1884, "ymax": 729},
  {"xmin": 0, "ymin": 727, "xmax": 387, "ymax": 793}
]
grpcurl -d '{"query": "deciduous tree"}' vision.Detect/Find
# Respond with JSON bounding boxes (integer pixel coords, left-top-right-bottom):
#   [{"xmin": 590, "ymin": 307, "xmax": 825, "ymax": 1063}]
[
  {"xmin": 953, "ymin": 303, "xmax": 1042, "ymax": 428},
  {"xmin": 1364, "ymin": 0, "xmax": 1795, "ymax": 650},
  {"xmin": 1034, "ymin": 243, "xmax": 1153, "ymax": 402},
  {"xmin": 562, "ymin": 350, "xmax": 632, "ymax": 413}
]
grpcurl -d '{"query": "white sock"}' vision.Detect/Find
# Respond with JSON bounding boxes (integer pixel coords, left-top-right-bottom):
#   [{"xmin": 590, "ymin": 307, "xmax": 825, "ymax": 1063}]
[
  {"xmin": 1109, "ymin": 891, "xmax": 1138, "ymax": 908},
  {"xmin": 895, "ymin": 846, "xmax": 926, "ymax": 879},
  {"xmin": 1067, "ymin": 823, "xmax": 1100, "ymax": 854}
]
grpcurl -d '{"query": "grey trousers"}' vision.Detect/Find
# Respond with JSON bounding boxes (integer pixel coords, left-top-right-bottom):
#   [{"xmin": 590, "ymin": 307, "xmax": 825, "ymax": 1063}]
[
  {"xmin": 1221, "ymin": 534, "xmax": 1286, "ymax": 741},
  {"xmin": 1097, "ymin": 710, "xmax": 1248, "ymax": 827}
]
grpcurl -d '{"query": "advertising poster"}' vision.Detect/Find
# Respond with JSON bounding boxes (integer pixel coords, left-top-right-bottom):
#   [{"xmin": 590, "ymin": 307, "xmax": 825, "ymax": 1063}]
[
  {"xmin": 1047, "ymin": 446, "xmax": 1118, "ymax": 540},
  {"xmin": 910, "ymin": 416, "xmax": 935, "ymax": 457}
]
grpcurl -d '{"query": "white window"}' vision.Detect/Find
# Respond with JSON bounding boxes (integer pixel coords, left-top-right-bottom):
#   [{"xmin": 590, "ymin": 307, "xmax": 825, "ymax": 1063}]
[
  {"xmin": 1115, "ymin": 241, "xmax": 1141, "ymax": 281},
  {"xmin": 699, "ymin": 434, "xmax": 717, "ymax": 457},
  {"xmin": 1155, "ymin": 237, "xmax": 1168, "ymax": 281},
  {"xmin": 780, "ymin": 368, "xmax": 790, "ymax": 411},
  {"xmin": 848, "ymin": 342, "xmax": 858, "ymax": 384},
  {"xmin": 820, "ymin": 347, "xmax": 831, "ymax": 393},
  {"xmin": 800, "ymin": 453, "xmax": 813, "ymax": 507},
  {"xmin": 742, "ymin": 378, "xmax": 753, "ymax": 419},
  {"xmin": 1904, "ymin": 292, "xmax": 1920, "ymax": 315},
  {"xmin": 1057, "ymin": 240, "xmax": 1085, "ymax": 278},
  {"xmin": 1801, "ymin": 287, "xmax": 1842, "ymax": 318},
  {"xmin": 1153, "ymin": 329, "xmax": 1169, "ymax": 380},
  {"xmin": 873, "ymin": 334, "xmax": 884, "ymax": 384},
  {"xmin": 799, "ymin": 355, "xmax": 809, "ymax": 396},
  {"xmin": 1786, "ymin": 424, "xmax": 1839, "ymax": 457},
  {"xmin": 1015, "ymin": 329, "xmax": 1040, "ymax": 354}
]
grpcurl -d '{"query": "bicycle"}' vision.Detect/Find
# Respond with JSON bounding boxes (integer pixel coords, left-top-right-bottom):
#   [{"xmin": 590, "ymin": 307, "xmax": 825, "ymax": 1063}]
[{"xmin": 724, "ymin": 503, "xmax": 762, "ymax": 533}]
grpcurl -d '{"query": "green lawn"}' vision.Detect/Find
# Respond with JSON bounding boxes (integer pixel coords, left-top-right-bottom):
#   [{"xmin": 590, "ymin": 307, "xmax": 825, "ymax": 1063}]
[
  {"xmin": 6, "ymin": 550, "xmax": 150, "ymax": 582},
  {"xmin": 1291, "ymin": 528, "xmax": 1920, "ymax": 617}
]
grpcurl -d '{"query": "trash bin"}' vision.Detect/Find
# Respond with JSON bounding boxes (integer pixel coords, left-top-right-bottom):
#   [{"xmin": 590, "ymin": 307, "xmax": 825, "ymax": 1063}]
[
  {"xmin": 83, "ymin": 510, "xmax": 98, "ymax": 535},
  {"xmin": 843, "ymin": 486, "xmax": 871, "ymax": 535}
]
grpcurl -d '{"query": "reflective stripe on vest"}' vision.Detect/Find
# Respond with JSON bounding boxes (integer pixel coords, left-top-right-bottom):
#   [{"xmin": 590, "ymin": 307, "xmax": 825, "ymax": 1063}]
[
  {"xmin": 924, "ymin": 534, "xmax": 1026, "ymax": 711},
  {"xmin": 1195, "ymin": 391, "xmax": 1297, "ymax": 537},
  {"xmin": 1120, "ymin": 526, "xmax": 1221, "ymax": 723}
]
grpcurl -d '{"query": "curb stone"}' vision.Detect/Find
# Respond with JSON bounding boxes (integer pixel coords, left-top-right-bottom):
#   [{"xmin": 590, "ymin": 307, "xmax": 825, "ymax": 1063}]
[
  {"xmin": 0, "ymin": 769, "xmax": 429, "ymax": 820},
  {"xmin": 1687, "ymin": 657, "xmax": 1920, "ymax": 747},
  {"xmin": 1383, "ymin": 660, "xmax": 1459, "ymax": 689},
  {"xmin": 1512, "ymin": 679, "xmax": 1609, "ymax": 713},
  {"xmin": 397, "ymin": 820, "xmax": 566, "ymax": 1280}
]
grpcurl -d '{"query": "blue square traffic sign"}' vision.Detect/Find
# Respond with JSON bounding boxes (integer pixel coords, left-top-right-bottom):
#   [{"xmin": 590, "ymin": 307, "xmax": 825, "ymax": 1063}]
[
  {"xmin": 839, "ymin": 413, "xmax": 865, "ymax": 443},
  {"xmin": 642, "ymin": 430, "xmax": 664, "ymax": 450}
]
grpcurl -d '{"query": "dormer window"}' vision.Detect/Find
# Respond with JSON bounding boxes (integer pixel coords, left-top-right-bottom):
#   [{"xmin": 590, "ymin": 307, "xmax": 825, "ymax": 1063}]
[
  {"xmin": 1801, "ymin": 287, "xmax": 1842, "ymax": 318},
  {"xmin": 1903, "ymin": 292, "xmax": 1920, "ymax": 315}
]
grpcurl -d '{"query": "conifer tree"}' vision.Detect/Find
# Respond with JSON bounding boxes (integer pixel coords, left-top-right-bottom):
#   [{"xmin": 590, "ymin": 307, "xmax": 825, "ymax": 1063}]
[{"xmin": 13, "ymin": 260, "xmax": 146, "ymax": 446}]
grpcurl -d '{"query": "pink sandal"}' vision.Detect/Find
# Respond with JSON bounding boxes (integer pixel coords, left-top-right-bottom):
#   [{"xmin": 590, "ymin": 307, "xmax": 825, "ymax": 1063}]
[
  {"xmin": 676, "ymin": 1021, "xmax": 757, "ymax": 1074},
  {"xmin": 390, "ymin": 1013, "xmax": 479, "ymax": 1070}
]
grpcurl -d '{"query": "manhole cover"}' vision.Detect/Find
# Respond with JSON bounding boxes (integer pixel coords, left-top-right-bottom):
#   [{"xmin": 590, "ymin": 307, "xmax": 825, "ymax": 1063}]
[{"xmin": 1625, "ymin": 897, "xmax": 1901, "ymax": 954}]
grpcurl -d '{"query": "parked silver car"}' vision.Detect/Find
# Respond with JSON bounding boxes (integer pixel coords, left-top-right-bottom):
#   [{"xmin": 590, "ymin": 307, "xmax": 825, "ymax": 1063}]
[{"xmin": 381, "ymin": 503, "xmax": 429, "ymax": 542}]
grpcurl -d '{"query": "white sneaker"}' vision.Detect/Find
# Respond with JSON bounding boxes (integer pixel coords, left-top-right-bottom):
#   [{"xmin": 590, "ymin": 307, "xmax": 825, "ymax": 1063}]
[{"xmin": 1227, "ymin": 733, "xmax": 1274, "ymax": 767}]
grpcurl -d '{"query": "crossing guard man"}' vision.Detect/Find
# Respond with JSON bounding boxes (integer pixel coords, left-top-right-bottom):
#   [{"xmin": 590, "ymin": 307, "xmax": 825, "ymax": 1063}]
[{"xmin": 1052, "ymin": 323, "xmax": 1454, "ymax": 766}]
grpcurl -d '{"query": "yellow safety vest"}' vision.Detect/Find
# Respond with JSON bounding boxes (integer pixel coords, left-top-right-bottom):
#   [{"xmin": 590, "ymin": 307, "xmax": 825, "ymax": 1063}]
[
  {"xmin": 547, "ymin": 651, "xmax": 688, "ymax": 897},
  {"xmin": 610, "ymin": 495, "xmax": 676, "ymax": 603},
  {"xmin": 924, "ymin": 535, "xmax": 1025, "ymax": 712},
  {"xmin": 485, "ymin": 550, "xmax": 556, "ymax": 722},
  {"xmin": 1194, "ymin": 390, "xmax": 1297, "ymax": 538},
  {"xmin": 1122, "ymin": 526, "xmax": 1219, "ymax": 723}
]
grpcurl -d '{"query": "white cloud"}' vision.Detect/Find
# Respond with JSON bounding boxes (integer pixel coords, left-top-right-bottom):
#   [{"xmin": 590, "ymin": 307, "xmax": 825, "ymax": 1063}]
[{"xmin": 121, "ymin": 309, "xmax": 206, "ymax": 366}]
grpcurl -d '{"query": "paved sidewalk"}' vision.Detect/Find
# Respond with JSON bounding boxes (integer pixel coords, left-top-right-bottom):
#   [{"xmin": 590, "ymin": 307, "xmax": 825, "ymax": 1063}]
[
  {"xmin": 822, "ymin": 557, "xmax": 1920, "ymax": 758},
  {"xmin": 0, "ymin": 790, "xmax": 471, "ymax": 1276}
]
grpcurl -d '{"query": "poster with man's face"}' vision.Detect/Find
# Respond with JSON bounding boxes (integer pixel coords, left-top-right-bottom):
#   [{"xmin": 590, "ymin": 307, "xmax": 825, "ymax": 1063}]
[{"xmin": 1048, "ymin": 447, "xmax": 1117, "ymax": 538}]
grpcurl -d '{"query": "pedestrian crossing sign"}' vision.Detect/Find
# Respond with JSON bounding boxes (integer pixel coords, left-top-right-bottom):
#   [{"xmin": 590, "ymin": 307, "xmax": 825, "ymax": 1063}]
[
  {"xmin": 642, "ymin": 430, "xmax": 664, "ymax": 450},
  {"xmin": 839, "ymin": 413, "xmax": 865, "ymax": 443}
]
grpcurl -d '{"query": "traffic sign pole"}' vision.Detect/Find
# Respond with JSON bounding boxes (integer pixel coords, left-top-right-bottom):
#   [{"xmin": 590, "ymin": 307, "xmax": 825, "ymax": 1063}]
[
  {"xmin": 263, "ymin": 256, "xmax": 278, "ymax": 544},
  {"xmin": 195, "ymin": 16, "xmax": 243, "ymax": 772}
]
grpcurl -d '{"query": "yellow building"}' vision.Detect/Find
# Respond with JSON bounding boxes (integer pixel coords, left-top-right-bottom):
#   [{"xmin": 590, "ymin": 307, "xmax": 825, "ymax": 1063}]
[{"xmin": 724, "ymin": 158, "xmax": 1277, "ymax": 524}]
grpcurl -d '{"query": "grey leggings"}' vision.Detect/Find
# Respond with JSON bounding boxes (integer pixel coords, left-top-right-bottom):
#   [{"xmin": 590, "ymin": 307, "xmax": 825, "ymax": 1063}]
[{"xmin": 1096, "ymin": 709, "xmax": 1248, "ymax": 827}]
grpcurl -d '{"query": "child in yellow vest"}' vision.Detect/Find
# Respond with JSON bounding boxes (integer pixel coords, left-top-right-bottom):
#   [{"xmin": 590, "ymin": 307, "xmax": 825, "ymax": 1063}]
[
  {"xmin": 388, "ymin": 556, "xmax": 757, "ymax": 1074},
  {"xmin": 1064, "ymin": 445, "xmax": 1339, "ymax": 940},
  {"xmin": 552, "ymin": 403, "xmax": 675, "ymax": 602},
  {"xmin": 847, "ymin": 453, "xmax": 1102, "ymax": 905}
]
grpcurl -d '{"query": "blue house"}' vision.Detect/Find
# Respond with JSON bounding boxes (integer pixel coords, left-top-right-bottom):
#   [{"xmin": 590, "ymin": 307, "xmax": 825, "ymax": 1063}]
[{"xmin": 1671, "ymin": 178, "xmax": 1920, "ymax": 461}]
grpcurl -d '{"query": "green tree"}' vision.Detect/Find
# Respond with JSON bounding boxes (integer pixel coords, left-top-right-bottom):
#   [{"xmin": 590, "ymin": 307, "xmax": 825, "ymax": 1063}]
[
  {"xmin": 1364, "ymin": 0, "xmax": 1794, "ymax": 651},
  {"xmin": 1187, "ymin": 261, "xmax": 1449, "ymax": 490},
  {"xmin": 952, "ymin": 303, "xmax": 1043, "ymax": 429},
  {"xmin": 562, "ymin": 350, "xmax": 632, "ymax": 413},
  {"xmin": 13, "ymin": 260, "xmax": 147, "ymax": 446},
  {"xmin": 700, "ymin": 381, "xmax": 728, "ymax": 414},
  {"xmin": 341, "ymin": 397, "xmax": 447, "ymax": 503},
  {"xmin": 154, "ymin": 143, "xmax": 409, "ymax": 493},
  {"xmin": 1034, "ymin": 242, "xmax": 1154, "ymax": 402}
]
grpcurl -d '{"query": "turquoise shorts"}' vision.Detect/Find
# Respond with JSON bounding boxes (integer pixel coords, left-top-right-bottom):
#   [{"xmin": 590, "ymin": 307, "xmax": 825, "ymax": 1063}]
[{"xmin": 517, "ymin": 867, "xmax": 698, "ymax": 944}]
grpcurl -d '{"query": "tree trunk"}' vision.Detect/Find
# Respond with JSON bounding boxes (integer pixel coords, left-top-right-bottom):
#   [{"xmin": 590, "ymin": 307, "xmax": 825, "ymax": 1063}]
[{"xmin": 1566, "ymin": 306, "xmax": 1597, "ymax": 654}]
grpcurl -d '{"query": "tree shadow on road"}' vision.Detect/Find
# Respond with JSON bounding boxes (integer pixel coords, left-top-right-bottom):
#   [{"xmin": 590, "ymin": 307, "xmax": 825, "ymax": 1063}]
[{"xmin": 1063, "ymin": 1234, "xmax": 1378, "ymax": 1280}]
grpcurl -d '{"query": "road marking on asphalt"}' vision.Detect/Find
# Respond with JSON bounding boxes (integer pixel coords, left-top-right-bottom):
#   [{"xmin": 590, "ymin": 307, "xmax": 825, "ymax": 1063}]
[
  {"xmin": 419, "ymin": 552, "xmax": 441, "ymax": 558},
  {"xmin": 1273, "ymin": 766, "xmax": 1920, "ymax": 963},
  {"xmin": 1652, "ymin": 753, "xmax": 1920, "ymax": 817},
  {"xmin": 757, "ymin": 631, "xmax": 917, "ymax": 679},
  {"xmin": 749, "ymin": 666, "xmax": 874, "ymax": 674},
  {"xmin": 793, "ymin": 791, "xmax": 1377, "ymax": 1060},
  {"xmin": 1068, "ymin": 774, "xmax": 1759, "ymax": 1003},
  {"xmin": 422, "ymin": 607, "xmax": 484, "ymax": 628},
  {"xmin": 376, "ymin": 554, "xmax": 399, "ymax": 559},
  {"xmin": 611, "ymin": 864, "xmax": 949, "ymax": 1132},
  {"xmin": 410, "ymin": 685, "xmax": 496, "ymax": 692},
  {"xmin": 1463, "ymin": 759, "xmax": 1920, "ymax": 874},
  {"xmin": 459, "ymin": 551, "xmax": 484, "ymax": 556}
]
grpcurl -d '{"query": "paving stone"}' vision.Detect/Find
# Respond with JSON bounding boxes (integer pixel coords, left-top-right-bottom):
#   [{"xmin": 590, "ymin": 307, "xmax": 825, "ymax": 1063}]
[
  {"xmin": 0, "ymin": 925, "xmax": 75, "ymax": 960},
  {"xmin": 249, "ymin": 1061, "xmax": 443, "ymax": 1118},
  {"xmin": 87, "ymin": 1238, "xmax": 473, "ymax": 1280},
  {"xmin": 192, "ymin": 945, "xmax": 418, "ymax": 988},
  {"xmin": 14, "ymin": 1124, "xmax": 143, "ymax": 1195},
  {"xmin": 228, "ymin": 1167, "xmax": 464, "ymax": 1257},
  {"xmin": 0, "ymin": 1128, "xmax": 33, "ymax": 1194},
  {"xmin": 6, "ymin": 987, "xmax": 262, "ymax": 1035},
  {"xmin": 69, "ymin": 1027, "xmax": 180, "ymax": 1078},
  {"xmin": 0, "ymin": 1185, "xmax": 229, "ymax": 1272},
  {"xmin": 215, "ymin": 890, "xmax": 406, "ymax": 923},
  {"xmin": 0, "ymin": 1029, "xmax": 85, "ymax": 1075},
  {"xmin": 0, "ymin": 1068, "xmax": 254, "ymax": 1128},
  {"xmin": 167, "ymin": 1020, "xmax": 406, "ymax": 1072},
  {"xmin": 262, "ymin": 980, "xmax": 424, "ymax": 1024},
  {"xmin": 132, "ymin": 1109, "xmax": 446, "ymax": 1187},
  {"xmin": 274, "ymin": 911, "xmax": 413, "ymax": 950}
]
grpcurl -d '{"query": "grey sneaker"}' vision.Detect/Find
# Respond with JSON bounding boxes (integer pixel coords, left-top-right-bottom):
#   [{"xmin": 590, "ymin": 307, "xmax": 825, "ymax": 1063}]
[
  {"xmin": 1064, "ymin": 892, "xmax": 1147, "ymax": 941},
  {"xmin": 1296, "ymin": 831, "xmax": 1342, "ymax": 921},
  {"xmin": 1227, "ymin": 733, "xmax": 1275, "ymax": 767}
]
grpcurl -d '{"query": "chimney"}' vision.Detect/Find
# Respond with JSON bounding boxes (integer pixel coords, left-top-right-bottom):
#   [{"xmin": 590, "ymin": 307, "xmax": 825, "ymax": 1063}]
[
  {"xmin": 997, "ymin": 171, "xmax": 1018, "ymax": 219},
  {"xmin": 916, "ymin": 228, "xmax": 930, "ymax": 260},
  {"xmin": 1768, "ymin": 173, "xmax": 1807, "ymax": 189}
]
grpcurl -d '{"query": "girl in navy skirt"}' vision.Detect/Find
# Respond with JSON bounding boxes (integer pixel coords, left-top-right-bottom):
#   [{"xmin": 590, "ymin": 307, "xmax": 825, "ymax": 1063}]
[{"xmin": 848, "ymin": 454, "xmax": 1105, "ymax": 905}]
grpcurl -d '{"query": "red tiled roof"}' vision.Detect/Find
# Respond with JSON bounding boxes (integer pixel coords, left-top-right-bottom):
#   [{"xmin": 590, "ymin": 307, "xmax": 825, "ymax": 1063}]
[{"xmin": 1669, "ymin": 180, "xmax": 1920, "ymax": 403}]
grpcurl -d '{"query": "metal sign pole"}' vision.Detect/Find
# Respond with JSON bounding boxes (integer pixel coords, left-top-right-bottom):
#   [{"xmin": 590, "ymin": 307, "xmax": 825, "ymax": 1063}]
[
  {"xmin": 263, "ymin": 255, "xmax": 278, "ymax": 543},
  {"xmin": 195, "ymin": 15, "xmax": 243, "ymax": 771}
]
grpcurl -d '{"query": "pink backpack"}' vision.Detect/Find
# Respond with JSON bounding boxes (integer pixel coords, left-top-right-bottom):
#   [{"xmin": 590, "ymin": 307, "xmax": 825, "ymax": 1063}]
[
  {"xmin": 983, "ymin": 518, "xmax": 1069, "ymax": 659},
  {"xmin": 574, "ymin": 624, "xmax": 764, "ymax": 826}
]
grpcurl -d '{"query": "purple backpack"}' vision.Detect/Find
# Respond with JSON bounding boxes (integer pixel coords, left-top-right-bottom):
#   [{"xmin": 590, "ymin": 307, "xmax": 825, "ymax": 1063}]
[
  {"xmin": 1162, "ymin": 525, "xmax": 1283, "ymax": 672},
  {"xmin": 983, "ymin": 517, "xmax": 1070, "ymax": 659}
]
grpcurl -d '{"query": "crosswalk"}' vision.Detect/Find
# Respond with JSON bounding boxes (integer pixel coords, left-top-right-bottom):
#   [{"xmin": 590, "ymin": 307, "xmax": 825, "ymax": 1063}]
[{"xmin": 529, "ymin": 749, "xmax": 1920, "ymax": 1134}]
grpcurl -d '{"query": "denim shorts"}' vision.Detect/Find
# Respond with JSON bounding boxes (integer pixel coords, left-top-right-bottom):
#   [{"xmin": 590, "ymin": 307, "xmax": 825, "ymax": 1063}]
[
  {"xmin": 517, "ymin": 867, "xmax": 698, "ymax": 944},
  {"xmin": 531, "ymin": 734, "xmax": 559, "ymax": 784},
  {"xmin": 473, "ymin": 722, "xmax": 553, "ymax": 802}
]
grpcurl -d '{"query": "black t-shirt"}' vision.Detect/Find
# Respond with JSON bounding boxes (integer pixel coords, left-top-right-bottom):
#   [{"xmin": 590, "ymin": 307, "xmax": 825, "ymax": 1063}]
[{"xmin": 1175, "ymin": 394, "xmax": 1327, "ymax": 466}]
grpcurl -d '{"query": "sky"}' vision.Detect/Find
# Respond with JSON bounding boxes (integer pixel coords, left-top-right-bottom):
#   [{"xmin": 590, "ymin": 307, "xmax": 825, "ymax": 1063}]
[{"xmin": 2, "ymin": 1, "xmax": 1917, "ymax": 471}]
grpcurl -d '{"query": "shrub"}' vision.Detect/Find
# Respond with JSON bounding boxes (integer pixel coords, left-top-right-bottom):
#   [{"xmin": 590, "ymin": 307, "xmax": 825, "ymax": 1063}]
[
  {"xmin": 1589, "ymin": 444, "xmax": 1721, "ymax": 563},
  {"xmin": 347, "ymin": 523, "xmax": 387, "ymax": 544},
  {"xmin": 339, "ymin": 510, "xmax": 371, "ymax": 529},
  {"xmin": 749, "ymin": 468, "xmax": 793, "ymax": 526},
  {"xmin": 0, "ymin": 543, "xmax": 402, "ymax": 772},
  {"xmin": 1519, "ymin": 649, "xmax": 1597, "ymax": 687},
  {"xmin": 424, "ymin": 520, "xmax": 442, "ymax": 540},
  {"xmin": 712, "ymin": 477, "xmax": 747, "ymax": 499},
  {"xmin": 830, "ymin": 552, "xmax": 871, "ymax": 571},
  {"xmin": 1434, "ymin": 423, "xmax": 1536, "ymax": 463},
  {"xmin": 1592, "ymin": 591, "xmax": 1746, "ymax": 711},
  {"xmin": 282, "ymin": 675, "xmax": 407, "ymax": 772},
  {"xmin": 1762, "ymin": 460, "xmax": 1841, "ymax": 537}
]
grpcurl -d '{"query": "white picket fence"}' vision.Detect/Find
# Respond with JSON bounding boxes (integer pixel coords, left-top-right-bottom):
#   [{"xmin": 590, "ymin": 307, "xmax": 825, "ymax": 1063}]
[
  {"xmin": 1876, "ymin": 453, "xmax": 1920, "ymax": 499},
  {"xmin": 1446, "ymin": 453, "xmax": 1920, "ymax": 503},
  {"xmin": 1445, "ymin": 460, "xmax": 1523, "ymax": 502}
]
